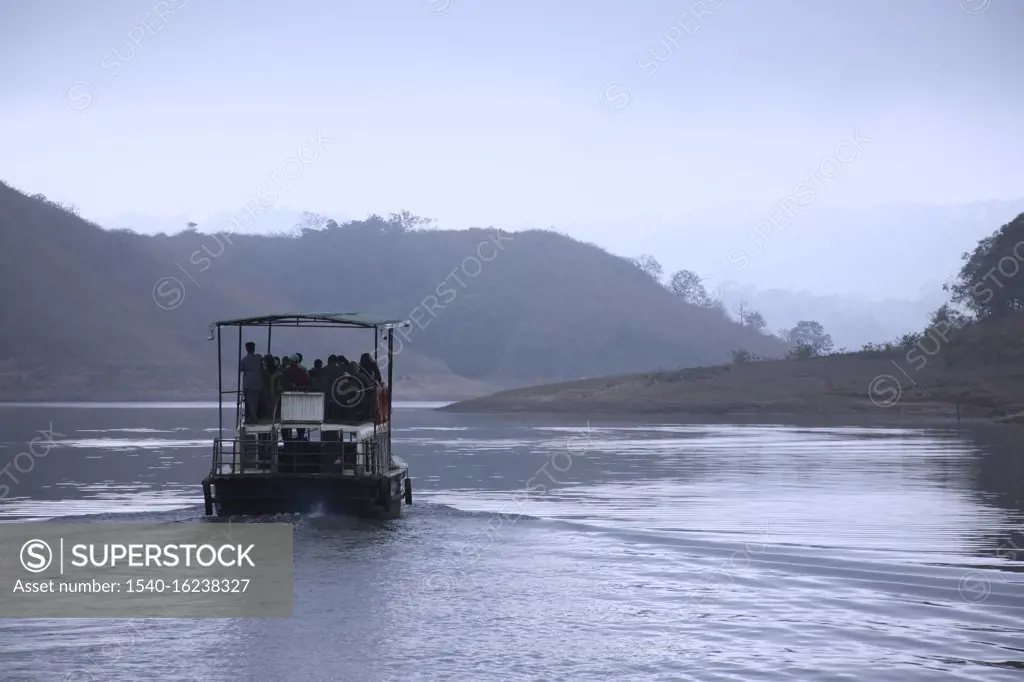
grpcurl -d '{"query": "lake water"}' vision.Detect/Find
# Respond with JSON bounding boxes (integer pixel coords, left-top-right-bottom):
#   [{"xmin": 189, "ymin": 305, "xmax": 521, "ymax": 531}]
[{"xmin": 0, "ymin": 403, "xmax": 1022, "ymax": 681}]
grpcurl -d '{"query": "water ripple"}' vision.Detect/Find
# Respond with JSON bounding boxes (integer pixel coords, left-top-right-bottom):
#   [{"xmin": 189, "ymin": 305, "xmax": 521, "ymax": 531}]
[{"xmin": 0, "ymin": 408, "xmax": 1022, "ymax": 681}]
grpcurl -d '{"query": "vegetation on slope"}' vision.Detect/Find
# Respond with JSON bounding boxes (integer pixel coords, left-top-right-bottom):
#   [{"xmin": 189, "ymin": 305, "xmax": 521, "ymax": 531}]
[
  {"xmin": 0, "ymin": 183, "xmax": 786, "ymax": 399},
  {"xmin": 448, "ymin": 211, "xmax": 1024, "ymax": 420}
]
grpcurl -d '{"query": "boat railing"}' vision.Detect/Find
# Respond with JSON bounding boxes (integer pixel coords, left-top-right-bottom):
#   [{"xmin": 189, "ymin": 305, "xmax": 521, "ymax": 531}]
[
  {"xmin": 373, "ymin": 427, "xmax": 393, "ymax": 472},
  {"xmin": 212, "ymin": 426, "xmax": 390, "ymax": 476}
]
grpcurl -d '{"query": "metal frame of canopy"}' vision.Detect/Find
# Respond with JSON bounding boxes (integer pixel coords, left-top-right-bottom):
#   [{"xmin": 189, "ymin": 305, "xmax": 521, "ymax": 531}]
[{"xmin": 209, "ymin": 313, "xmax": 411, "ymax": 449}]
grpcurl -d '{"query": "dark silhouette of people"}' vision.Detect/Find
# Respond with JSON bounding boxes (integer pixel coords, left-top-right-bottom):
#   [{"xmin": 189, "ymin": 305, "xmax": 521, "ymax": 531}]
[
  {"xmin": 281, "ymin": 355, "xmax": 311, "ymax": 440},
  {"xmin": 321, "ymin": 355, "xmax": 343, "ymax": 430},
  {"xmin": 359, "ymin": 353, "xmax": 385, "ymax": 422},
  {"xmin": 309, "ymin": 358, "xmax": 324, "ymax": 389},
  {"xmin": 359, "ymin": 353, "xmax": 382, "ymax": 385},
  {"xmin": 239, "ymin": 341, "xmax": 262, "ymax": 423},
  {"xmin": 241, "ymin": 348, "xmax": 384, "ymax": 428},
  {"xmin": 260, "ymin": 355, "xmax": 276, "ymax": 420},
  {"xmin": 341, "ymin": 360, "xmax": 367, "ymax": 421},
  {"xmin": 277, "ymin": 356, "xmax": 294, "ymax": 391},
  {"xmin": 283, "ymin": 354, "xmax": 311, "ymax": 390}
]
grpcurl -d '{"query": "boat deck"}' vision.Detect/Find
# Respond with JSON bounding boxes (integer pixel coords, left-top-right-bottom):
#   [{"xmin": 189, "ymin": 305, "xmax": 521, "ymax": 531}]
[
  {"xmin": 212, "ymin": 465, "xmax": 408, "ymax": 477},
  {"xmin": 214, "ymin": 420, "xmax": 397, "ymax": 477},
  {"xmin": 239, "ymin": 420, "xmax": 386, "ymax": 440}
]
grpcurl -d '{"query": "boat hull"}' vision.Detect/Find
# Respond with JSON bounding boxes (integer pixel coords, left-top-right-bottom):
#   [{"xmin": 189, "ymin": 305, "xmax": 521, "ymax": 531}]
[{"xmin": 203, "ymin": 470, "xmax": 408, "ymax": 519}]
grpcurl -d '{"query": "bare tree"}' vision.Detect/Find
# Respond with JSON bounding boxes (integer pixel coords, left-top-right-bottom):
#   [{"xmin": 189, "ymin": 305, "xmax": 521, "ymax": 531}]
[
  {"xmin": 629, "ymin": 255, "xmax": 664, "ymax": 283},
  {"xmin": 295, "ymin": 211, "xmax": 334, "ymax": 233},
  {"xmin": 387, "ymin": 210, "xmax": 434, "ymax": 232}
]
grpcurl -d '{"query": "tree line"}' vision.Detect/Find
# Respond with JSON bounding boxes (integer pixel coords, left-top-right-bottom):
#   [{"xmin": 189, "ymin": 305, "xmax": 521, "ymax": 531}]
[
  {"xmin": 627, "ymin": 254, "xmax": 834, "ymax": 360},
  {"xmin": 628, "ymin": 209, "xmax": 1024, "ymax": 366}
]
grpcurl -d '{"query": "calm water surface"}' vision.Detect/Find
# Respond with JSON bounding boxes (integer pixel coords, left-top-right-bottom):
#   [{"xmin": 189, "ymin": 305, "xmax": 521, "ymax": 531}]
[{"xmin": 0, "ymin": 403, "xmax": 1022, "ymax": 681}]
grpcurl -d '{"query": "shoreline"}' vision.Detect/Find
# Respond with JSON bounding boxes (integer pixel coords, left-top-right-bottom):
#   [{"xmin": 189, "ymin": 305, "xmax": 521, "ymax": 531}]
[
  {"xmin": 0, "ymin": 365, "xmax": 503, "ymax": 404},
  {"xmin": 0, "ymin": 386, "xmax": 477, "ymax": 405},
  {"xmin": 440, "ymin": 349, "xmax": 1024, "ymax": 428},
  {"xmin": 440, "ymin": 406, "xmax": 1007, "ymax": 429},
  {"xmin": 0, "ymin": 396, "xmax": 460, "ymax": 407},
  {"xmin": 0, "ymin": 398, "xmax": 1004, "ymax": 429}
]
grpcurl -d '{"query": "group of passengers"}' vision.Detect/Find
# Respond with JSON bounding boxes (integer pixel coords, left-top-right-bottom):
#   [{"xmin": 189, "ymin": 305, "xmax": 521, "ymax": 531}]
[{"xmin": 239, "ymin": 341, "xmax": 383, "ymax": 424}]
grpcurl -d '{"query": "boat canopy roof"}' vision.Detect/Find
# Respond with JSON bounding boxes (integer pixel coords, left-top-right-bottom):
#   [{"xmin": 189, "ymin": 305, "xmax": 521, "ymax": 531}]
[{"xmin": 213, "ymin": 312, "xmax": 410, "ymax": 329}]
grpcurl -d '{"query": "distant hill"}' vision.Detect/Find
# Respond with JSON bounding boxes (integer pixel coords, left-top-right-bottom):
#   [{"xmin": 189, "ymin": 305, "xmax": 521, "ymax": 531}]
[
  {"xmin": 714, "ymin": 285, "xmax": 948, "ymax": 351},
  {"xmin": 449, "ymin": 209, "xmax": 1024, "ymax": 422},
  {"xmin": 99, "ymin": 207, "xmax": 350, "ymax": 238},
  {"xmin": 446, "ymin": 314, "xmax": 1024, "ymax": 422},
  {"xmin": 0, "ymin": 183, "xmax": 785, "ymax": 400}
]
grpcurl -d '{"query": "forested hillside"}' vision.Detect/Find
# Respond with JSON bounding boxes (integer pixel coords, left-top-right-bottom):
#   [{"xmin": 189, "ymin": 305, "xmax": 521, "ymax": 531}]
[{"xmin": 0, "ymin": 182, "xmax": 786, "ymax": 399}]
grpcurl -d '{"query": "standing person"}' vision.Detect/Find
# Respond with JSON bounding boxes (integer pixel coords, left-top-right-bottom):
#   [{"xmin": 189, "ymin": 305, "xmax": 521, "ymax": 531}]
[
  {"xmin": 278, "ymin": 356, "xmax": 293, "ymax": 391},
  {"xmin": 270, "ymin": 356, "xmax": 284, "ymax": 419},
  {"xmin": 321, "ymin": 355, "xmax": 342, "ymax": 430},
  {"xmin": 359, "ymin": 353, "xmax": 382, "ymax": 386},
  {"xmin": 284, "ymin": 354, "xmax": 311, "ymax": 440},
  {"xmin": 238, "ymin": 341, "xmax": 263, "ymax": 424},
  {"xmin": 277, "ymin": 357, "xmax": 293, "ymax": 439},
  {"xmin": 285, "ymin": 354, "xmax": 311, "ymax": 389},
  {"xmin": 359, "ymin": 353, "xmax": 385, "ymax": 422},
  {"xmin": 344, "ymin": 360, "xmax": 369, "ymax": 420},
  {"xmin": 336, "ymin": 355, "xmax": 350, "ymax": 374},
  {"xmin": 309, "ymin": 359, "xmax": 324, "ymax": 389},
  {"xmin": 259, "ymin": 355, "xmax": 275, "ymax": 421}
]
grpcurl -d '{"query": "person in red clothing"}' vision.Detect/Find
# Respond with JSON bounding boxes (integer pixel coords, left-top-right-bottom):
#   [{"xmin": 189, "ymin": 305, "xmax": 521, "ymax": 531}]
[{"xmin": 284, "ymin": 354, "xmax": 311, "ymax": 390}]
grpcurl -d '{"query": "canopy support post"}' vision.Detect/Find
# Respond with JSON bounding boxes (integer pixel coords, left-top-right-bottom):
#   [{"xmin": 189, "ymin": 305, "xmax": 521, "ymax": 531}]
[
  {"xmin": 217, "ymin": 325, "xmax": 223, "ymax": 440},
  {"xmin": 236, "ymin": 326, "xmax": 242, "ymax": 433}
]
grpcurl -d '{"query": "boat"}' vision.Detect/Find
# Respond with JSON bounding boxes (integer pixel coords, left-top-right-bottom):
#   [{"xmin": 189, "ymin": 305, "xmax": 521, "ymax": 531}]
[{"xmin": 201, "ymin": 313, "xmax": 413, "ymax": 519}]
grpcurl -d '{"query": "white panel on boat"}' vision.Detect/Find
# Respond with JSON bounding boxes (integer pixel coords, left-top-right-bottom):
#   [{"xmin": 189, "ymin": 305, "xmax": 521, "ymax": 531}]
[{"xmin": 281, "ymin": 392, "xmax": 324, "ymax": 422}]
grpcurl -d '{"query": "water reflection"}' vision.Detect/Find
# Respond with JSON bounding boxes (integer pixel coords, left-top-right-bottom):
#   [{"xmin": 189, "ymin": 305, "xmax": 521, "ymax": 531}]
[
  {"xmin": 414, "ymin": 423, "xmax": 1020, "ymax": 565},
  {"xmin": 955, "ymin": 426, "xmax": 1024, "ymax": 566},
  {"xmin": 1, "ymin": 406, "xmax": 1023, "ymax": 680},
  {"xmin": 1, "ymin": 410, "xmax": 1023, "ymax": 563}
]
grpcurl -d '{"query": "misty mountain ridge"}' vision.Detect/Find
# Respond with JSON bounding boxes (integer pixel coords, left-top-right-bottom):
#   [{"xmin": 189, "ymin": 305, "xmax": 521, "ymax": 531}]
[
  {"xmin": 101, "ymin": 207, "xmax": 353, "ymax": 237},
  {"xmin": 100, "ymin": 197, "xmax": 1024, "ymax": 304},
  {"xmin": 92, "ymin": 197, "xmax": 1018, "ymax": 360},
  {"xmin": 714, "ymin": 284, "xmax": 948, "ymax": 352},
  {"xmin": 0, "ymin": 182, "xmax": 787, "ymax": 400}
]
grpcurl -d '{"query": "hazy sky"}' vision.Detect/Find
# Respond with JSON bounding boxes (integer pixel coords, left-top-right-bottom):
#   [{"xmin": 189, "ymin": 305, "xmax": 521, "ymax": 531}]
[{"xmin": 2, "ymin": 0, "xmax": 1022, "ymax": 295}]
